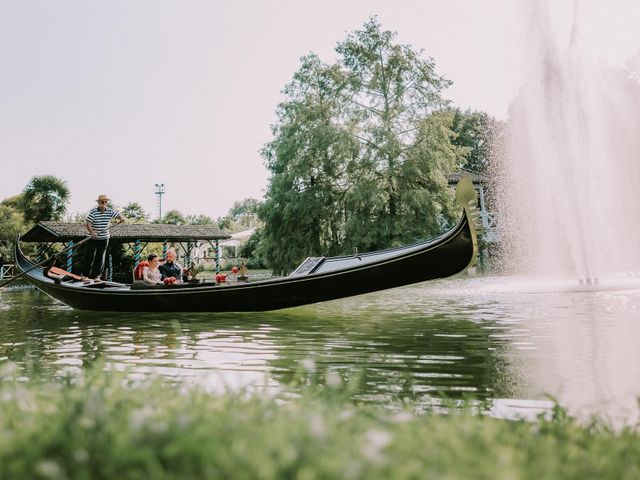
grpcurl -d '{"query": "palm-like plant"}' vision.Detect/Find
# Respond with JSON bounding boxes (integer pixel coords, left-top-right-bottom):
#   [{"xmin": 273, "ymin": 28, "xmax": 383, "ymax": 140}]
[
  {"xmin": 21, "ymin": 175, "xmax": 70, "ymax": 223},
  {"xmin": 122, "ymin": 202, "xmax": 149, "ymax": 222}
]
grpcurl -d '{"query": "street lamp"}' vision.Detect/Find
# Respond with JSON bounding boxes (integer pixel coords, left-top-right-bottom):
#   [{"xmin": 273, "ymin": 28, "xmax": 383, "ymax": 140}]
[{"xmin": 155, "ymin": 183, "xmax": 165, "ymax": 221}]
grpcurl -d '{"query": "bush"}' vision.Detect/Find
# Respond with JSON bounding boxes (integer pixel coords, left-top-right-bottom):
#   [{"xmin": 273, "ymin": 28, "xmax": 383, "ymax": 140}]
[{"xmin": 1, "ymin": 363, "xmax": 639, "ymax": 479}]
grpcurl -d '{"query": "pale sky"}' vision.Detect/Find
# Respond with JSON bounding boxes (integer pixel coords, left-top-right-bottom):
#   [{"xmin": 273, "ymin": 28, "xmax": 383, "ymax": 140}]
[{"xmin": 1, "ymin": 1, "xmax": 639, "ymax": 220}]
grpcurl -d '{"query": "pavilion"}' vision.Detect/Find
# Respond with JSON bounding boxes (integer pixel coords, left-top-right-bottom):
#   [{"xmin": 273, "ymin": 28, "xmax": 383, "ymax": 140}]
[{"xmin": 20, "ymin": 222, "xmax": 230, "ymax": 281}]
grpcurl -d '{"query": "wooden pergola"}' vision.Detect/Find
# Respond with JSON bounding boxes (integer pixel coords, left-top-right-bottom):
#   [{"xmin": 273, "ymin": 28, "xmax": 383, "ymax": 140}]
[{"xmin": 20, "ymin": 222, "xmax": 231, "ymax": 280}]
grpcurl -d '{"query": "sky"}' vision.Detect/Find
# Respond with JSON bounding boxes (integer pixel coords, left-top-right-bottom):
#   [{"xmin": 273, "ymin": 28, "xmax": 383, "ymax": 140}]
[{"xmin": 1, "ymin": 0, "xmax": 639, "ymax": 221}]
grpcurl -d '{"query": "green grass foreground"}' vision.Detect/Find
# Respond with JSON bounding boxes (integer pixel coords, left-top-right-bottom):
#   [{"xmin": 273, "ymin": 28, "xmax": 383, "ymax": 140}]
[{"xmin": 1, "ymin": 366, "xmax": 639, "ymax": 479}]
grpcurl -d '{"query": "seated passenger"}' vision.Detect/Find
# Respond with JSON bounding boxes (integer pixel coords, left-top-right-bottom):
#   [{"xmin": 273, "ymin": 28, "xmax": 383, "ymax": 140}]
[
  {"xmin": 159, "ymin": 249, "xmax": 184, "ymax": 283},
  {"xmin": 142, "ymin": 254, "xmax": 163, "ymax": 285}
]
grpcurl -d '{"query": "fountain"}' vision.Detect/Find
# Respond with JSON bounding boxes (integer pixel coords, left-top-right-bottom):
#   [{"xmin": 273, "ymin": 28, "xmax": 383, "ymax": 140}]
[{"xmin": 497, "ymin": 1, "xmax": 640, "ymax": 283}]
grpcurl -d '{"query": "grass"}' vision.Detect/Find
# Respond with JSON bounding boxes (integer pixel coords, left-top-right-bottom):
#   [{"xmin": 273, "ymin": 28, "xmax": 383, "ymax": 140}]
[{"xmin": 1, "ymin": 363, "xmax": 639, "ymax": 479}]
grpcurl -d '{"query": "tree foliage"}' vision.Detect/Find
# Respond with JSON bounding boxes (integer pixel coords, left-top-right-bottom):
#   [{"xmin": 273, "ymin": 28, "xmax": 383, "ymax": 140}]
[
  {"xmin": 157, "ymin": 211, "xmax": 215, "ymax": 226},
  {"xmin": 0, "ymin": 203, "xmax": 26, "ymax": 259},
  {"xmin": 160, "ymin": 210, "xmax": 186, "ymax": 225},
  {"xmin": 229, "ymin": 198, "xmax": 260, "ymax": 228},
  {"xmin": 260, "ymin": 18, "xmax": 468, "ymax": 274},
  {"xmin": 186, "ymin": 214, "xmax": 214, "ymax": 225},
  {"xmin": 450, "ymin": 108, "xmax": 501, "ymax": 174},
  {"xmin": 260, "ymin": 53, "xmax": 357, "ymax": 273},
  {"xmin": 217, "ymin": 198, "xmax": 262, "ymax": 232},
  {"xmin": 21, "ymin": 175, "xmax": 70, "ymax": 223},
  {"xmin": 239, "ymin": 230, "xmax": 264, "ymax": 266},
  {"xmin": 121, "ymin": 202, "xmax": 149, "ymax": 223}
]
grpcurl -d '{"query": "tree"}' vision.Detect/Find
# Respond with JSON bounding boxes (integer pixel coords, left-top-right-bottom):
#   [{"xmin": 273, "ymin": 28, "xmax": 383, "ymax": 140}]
[
  {"xmin": 1, "ymin": 194, "xmax": 23, "ymax": 211},
  {"xmin": 122, "ymin": 202, "xmax": 149, "ymax": 222},
  {"xmin": 229, "ymin": 198, "xmax": 261, "ymax": 229},
  {"xmin": 21, "ymin": 175, "xmax": 70, "ymax": 223},
  {"xmin": 450, "ymin": 108, "xmax": 500, "ymax": 174},
  {"xmin": 336, "ymin": 17, "xmax": 457, "ymax": 248},
  {"xmin": 216, "ymin": 215, "xmax": 235, "ymax": 232},
  {"xmin": 185, "ymin": 214, "xmax": 214, "ymax": 225},
  {"xmin": 0, "ymin": 203, "xmax": 26, "ymax": 259},
  {"xmin": 240, "ymin": 230, "xmax": 266, "ymax": 269},
  {"xmin": 217, "ymin": 199, "xmax": 261, "ymax": 232},
  {"xmin": 259, "ymin": 18, "xmax": 464, "ymax": 274},
  {"xmin": 160, "ymin": 210, "xmax": 186, "ymax": 225}
]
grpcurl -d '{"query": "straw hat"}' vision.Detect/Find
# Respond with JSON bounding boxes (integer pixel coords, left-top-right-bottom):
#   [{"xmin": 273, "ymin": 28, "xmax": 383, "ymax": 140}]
[{"xmin": 97, "ymin": 194, "xmax": 110, "ymax": 202}]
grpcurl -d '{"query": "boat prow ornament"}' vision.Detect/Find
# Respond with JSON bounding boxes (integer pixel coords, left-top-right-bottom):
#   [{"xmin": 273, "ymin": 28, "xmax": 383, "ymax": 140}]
[
  {"xmin": 455, "ymin": 173, "xmax": 482, "ymax": 266},
  {"xmin": 12, "ymin": 179, "xmax": 480, "ymax": 312}
]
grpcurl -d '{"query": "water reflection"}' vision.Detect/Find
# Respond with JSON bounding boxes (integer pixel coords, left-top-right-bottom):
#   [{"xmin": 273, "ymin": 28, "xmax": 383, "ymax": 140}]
[
  {"xmin": 0, "ymin": 284, "xmax": 508, "ymax": 402},
  {"xmin": 427, "ymin": 276, "xmax": 640, "ymax": 423},
  {"xmin": 2, "ymin": 276, "xmax": 640, "ymax": 422}
]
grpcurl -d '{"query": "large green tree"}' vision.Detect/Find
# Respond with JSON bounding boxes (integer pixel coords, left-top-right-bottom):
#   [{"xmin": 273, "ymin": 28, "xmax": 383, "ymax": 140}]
[
  {"xmin": 260, "ymin": 19, "xmax": 466, "ymax": 274},
  {"xmin": 336, "ymin": 18, "xmax": 462, "ymax": 249},
  {"xmin": 21, "ymin": 175, "xmax": 70, "ymax": 223}
]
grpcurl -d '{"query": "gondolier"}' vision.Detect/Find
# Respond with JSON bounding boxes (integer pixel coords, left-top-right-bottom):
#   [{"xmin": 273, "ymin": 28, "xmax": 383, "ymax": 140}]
[{"xmin": 84, "ymin": 194, "xmax": 125, "ymax": 280}]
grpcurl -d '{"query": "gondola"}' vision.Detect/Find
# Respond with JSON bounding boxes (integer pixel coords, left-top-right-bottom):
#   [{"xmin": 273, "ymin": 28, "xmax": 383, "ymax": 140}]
[{"xmin": 14, "ymin": 175, "xmax": 481, "ymax": 312}]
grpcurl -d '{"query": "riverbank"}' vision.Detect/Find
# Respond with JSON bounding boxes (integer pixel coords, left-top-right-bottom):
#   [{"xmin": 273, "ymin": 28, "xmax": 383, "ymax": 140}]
[{"xmin": 1, "ymin": 364, "xmax": 639, "ymax": 479}]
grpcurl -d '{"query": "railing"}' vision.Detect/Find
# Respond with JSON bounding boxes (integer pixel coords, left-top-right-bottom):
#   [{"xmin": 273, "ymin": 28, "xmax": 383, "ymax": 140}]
[
  {"xmin": 481, "ymin": 212, "xmax": 499, "ymax": 229},
  {"xmin": 0, "ymin": 264, "xmax": 16, "ymax": 280},
  {"xmin": 480, "ymin": 213, "xmax": 500, "ymax": 243}
]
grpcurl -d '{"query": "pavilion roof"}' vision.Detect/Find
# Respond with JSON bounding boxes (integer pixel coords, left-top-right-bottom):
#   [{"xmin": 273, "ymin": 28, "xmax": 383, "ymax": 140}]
[{"xmin": 20, "ymin": 222, "xmax": 231, "ymax": 243}]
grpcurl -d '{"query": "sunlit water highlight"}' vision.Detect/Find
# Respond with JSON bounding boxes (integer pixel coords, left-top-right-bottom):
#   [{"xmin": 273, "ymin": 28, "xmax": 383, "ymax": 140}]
[{"xmin": 2, "ymin": 276, "xmax": 640, "ymax": 424}]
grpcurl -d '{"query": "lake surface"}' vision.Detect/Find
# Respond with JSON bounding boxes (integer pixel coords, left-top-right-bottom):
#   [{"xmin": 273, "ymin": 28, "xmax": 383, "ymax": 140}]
[{"xmin": 2, "ymin": 275, "xmax": 640, "ymax": 423}]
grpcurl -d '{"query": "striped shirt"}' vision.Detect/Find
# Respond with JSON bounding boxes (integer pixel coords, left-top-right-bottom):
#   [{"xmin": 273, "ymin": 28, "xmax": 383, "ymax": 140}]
[{"xmin": 86, "ymin": 207, "xmax": 120, "ymax": 239}]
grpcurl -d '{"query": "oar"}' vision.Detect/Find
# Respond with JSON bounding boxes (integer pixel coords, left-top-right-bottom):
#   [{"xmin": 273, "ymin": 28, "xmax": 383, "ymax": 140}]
[{"xmin": 0, "ymin": 235, "xmax": 93, "ymax": 289}]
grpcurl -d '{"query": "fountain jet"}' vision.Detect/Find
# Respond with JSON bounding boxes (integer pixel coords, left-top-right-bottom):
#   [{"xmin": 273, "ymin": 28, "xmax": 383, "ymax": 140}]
[{"xmin": 497, "ymin": 1, "xmax": 640, "ymax": 281}]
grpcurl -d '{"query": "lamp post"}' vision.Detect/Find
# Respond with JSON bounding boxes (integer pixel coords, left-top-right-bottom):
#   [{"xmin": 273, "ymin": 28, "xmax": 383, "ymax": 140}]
[{"xmin": 155, "ymin": 183, "xmax": 165, "ymax": 221}]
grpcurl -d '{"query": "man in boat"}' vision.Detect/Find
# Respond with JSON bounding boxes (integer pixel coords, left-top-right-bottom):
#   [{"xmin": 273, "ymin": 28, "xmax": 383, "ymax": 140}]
[
  {"xmin": 159, "ymin": 248, "xmax": 184, "ymax": 283},
  {"xmin": 83, "ymin": 194, "xmax": 125, "ymax": 281}
]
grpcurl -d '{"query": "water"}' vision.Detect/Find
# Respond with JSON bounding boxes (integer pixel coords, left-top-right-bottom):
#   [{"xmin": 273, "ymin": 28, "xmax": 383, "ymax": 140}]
[{"xmin": 3, "ymin": 276, "xmax": 640, "ymax": 424}]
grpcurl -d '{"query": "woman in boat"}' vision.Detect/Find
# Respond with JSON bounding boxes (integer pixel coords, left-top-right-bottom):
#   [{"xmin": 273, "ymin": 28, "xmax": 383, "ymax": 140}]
[{"xmin": 142, "ymin": 254, "xmax": 163, "ymax": 285}]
